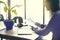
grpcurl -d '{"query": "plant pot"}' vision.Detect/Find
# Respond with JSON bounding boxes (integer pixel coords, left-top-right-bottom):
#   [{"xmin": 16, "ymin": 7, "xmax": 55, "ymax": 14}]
[{"xmin": 4, "ymin": 20, "xmax": 14, "ymax": 30}]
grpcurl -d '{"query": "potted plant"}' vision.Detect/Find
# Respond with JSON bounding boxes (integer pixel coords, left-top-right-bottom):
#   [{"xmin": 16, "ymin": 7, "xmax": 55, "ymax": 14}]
[{"xmin": 0, "ymin": 0, "xmax": 21, "ymax": 30}]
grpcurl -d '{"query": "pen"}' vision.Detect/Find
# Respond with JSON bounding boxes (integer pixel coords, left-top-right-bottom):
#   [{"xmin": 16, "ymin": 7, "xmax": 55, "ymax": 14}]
[{"xmin": 18, "ymin": 34, "xmax": 32, "ymax": 35}]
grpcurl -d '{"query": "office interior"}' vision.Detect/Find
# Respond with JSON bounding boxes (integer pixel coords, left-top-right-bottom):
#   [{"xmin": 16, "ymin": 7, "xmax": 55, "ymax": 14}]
[{"xmin": 0, "ymin": 0, "xmax": 53, "ymax": 40}]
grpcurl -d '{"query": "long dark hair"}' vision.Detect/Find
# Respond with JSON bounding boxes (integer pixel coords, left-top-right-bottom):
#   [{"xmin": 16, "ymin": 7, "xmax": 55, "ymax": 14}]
[{"xmin": 47, "ymin": 0, "xmax": 59, "ymax": 12}]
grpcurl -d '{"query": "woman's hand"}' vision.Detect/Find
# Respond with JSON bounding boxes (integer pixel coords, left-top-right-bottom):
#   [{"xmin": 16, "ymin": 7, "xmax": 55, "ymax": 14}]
[
  {"xmin": 35, "ymin": 22, "xmax": 41, "ymax": 27},
  {"xmin": 30, "ymin": 25, "xmax": 39, "ymax": 32},
  {"xmin": 35, "ymin": 22, "xmax": 46, "ymax": 28}
]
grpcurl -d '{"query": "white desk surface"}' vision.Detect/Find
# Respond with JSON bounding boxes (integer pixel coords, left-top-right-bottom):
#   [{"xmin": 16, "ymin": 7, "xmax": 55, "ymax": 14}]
[{"xmin": 0, "ymin": 22, "xmax": 39, "ymax": 40}]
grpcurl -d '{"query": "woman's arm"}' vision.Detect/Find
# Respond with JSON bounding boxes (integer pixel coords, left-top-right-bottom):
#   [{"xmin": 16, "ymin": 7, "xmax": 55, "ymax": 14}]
[
  {"xmin": 31, "ymin": 25, "xmax": 50, "ymax": 36},
  {"xmin": 33, "ymin": 13, "xmax": 59, "ymax": 36},
  {"xmin": 35, "ymin": 22, "xmax": 46, "ymax": 28}
]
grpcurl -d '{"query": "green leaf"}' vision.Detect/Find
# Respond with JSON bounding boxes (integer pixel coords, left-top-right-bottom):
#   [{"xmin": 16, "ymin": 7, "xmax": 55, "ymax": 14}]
[
  {"xmin": 4, "ymin": 6, "xmax": 8, "ymax": 12},
  {"xmin": 12, "ymin": 9, "xmax": 17, "ymax": 15},
  {"xmin": 0, "ymin": 1, "xmax": 7, "ymax": 6},
  {"xmin": 0, "ymin": 15, "xmax": 2, "ymax": 18}
]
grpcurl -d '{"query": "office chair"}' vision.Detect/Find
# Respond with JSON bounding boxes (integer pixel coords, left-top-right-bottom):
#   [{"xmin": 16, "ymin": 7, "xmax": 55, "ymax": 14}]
[{"xmin": 13, "ymin": 16, "xmax": 23, "ymax": 28}]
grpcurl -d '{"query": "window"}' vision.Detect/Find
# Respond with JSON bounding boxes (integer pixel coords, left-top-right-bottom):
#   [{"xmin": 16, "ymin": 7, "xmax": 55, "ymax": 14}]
[
  {"xmin": 26, "ymin": 0, "xmax": 43, "ymax": 24},
  {"xmin": 0, "ymin": 0, "xmax": 51, "ymax": 24},
  {"xmin": 11, "ymin": 0, "xmax": 24, "ymax": 19}
]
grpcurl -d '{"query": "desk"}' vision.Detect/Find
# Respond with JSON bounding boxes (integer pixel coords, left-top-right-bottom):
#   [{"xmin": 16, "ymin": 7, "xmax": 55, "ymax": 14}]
[{"xmin": 0, "ymin": 26, "xmax": 38, "ymax": 40}]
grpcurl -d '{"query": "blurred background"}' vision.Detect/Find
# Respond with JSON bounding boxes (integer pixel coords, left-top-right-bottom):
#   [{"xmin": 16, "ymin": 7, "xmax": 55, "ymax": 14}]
[{"xmin": 0, "ymin": 0, "xmax": 53, "ymax": 40}]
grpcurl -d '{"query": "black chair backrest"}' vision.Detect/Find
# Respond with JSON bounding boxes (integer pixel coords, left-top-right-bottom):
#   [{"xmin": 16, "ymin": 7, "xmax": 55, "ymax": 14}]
[{"xmin": 13, "ymin": 17, "xmax": 23, "ymax": 24}]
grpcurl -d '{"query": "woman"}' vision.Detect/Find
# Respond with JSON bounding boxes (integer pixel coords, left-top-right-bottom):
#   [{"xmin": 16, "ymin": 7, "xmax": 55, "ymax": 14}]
[{"xmin": 32, "ymin": 0, "xmax": 60, "ymax": 40}]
